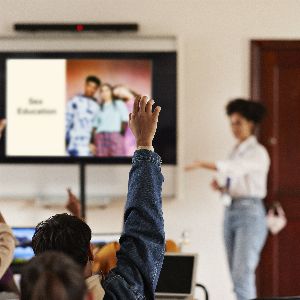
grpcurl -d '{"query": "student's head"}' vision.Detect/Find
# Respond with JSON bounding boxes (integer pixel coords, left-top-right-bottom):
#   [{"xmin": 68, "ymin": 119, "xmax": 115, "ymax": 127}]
[
  {"xmin": 226, "ymin": 99, "xmax": 266, "ymax": 141},
  {"xmin": 84, "ymin": 76, "xmax": 101, "ymax": 98},
  {"xmin": 32, "ymin": 214, "xmax": 93, "ymax": 278},
  {"xmin": 100, "ymin": 83, "xmax": 115, "ymax": 102},
  {"xmin": 21, "ymin": 251, "xmax": 92, "ymax": 300}
]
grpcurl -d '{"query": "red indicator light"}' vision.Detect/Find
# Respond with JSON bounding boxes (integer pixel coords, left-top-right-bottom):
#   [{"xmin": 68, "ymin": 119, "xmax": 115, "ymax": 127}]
[{"xmin": 76, "ymin": 24, "xmax": 84, "ymax": 32}]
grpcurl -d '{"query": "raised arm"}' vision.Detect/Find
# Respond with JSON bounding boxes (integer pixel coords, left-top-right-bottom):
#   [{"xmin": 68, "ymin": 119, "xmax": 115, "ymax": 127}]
[
  {"xmin": 185, "ymin": 160, "xmax": 217, "ymax": 172},
  {"xmin": 103, "ymin": 96, "xmax": 164, "ymax": 300}
]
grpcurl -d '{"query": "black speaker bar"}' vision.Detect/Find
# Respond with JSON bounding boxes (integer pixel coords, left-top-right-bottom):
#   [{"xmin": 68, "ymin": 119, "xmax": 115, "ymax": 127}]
[{"xmin": 14, "ymin": 23, "xmax": 139, "ymax": 33}]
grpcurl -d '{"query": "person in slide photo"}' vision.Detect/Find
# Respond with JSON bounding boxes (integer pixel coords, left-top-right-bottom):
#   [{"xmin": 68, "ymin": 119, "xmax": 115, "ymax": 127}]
[
  {"xmin": 91, "ymin": 84, "xmax": 129, "ymax": 157},
  {"xmin": 113, "ymin": 85, "xmax": 139, "ymax": 156},
  {"xmin": 66, "ymin": 76, "xmax": 101, "ymax": 157}
]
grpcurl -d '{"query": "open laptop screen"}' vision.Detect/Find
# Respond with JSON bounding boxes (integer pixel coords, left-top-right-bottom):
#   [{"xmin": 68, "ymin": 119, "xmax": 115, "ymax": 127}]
[
  {"xmin": 156, "ymin": 254, "xmax": 197, "ymax": 296},
  {"xmin": 91, "ymin": 233, "xmax": 120, "ymax": 249},
  {"xmin": 12, "ymin": 227, "xmax": 35, "ymax": 264}
]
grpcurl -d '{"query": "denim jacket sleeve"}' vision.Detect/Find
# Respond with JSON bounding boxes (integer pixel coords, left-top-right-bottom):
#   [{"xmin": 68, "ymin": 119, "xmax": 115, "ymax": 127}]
[{"xmin": 103, "ymin": 150, "xmax": 165, "ymax": 300}]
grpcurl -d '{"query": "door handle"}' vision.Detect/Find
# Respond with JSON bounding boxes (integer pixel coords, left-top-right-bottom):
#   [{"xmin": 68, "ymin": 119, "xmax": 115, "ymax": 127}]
[{"xmin": 269, "ymin": 137, "xmax": 278, "ymax": 145}]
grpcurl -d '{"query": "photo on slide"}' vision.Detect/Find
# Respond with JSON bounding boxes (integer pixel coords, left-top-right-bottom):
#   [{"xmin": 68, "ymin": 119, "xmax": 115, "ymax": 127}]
[{"xmin": 65, "ymin": 59, "xmax": 152, "ymax": 158}]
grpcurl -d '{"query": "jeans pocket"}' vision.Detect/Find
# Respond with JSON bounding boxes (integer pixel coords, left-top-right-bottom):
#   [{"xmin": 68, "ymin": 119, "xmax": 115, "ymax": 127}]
[{"xmin": 242, "ymin": 201, "xmax": 265, "ymax": 216}]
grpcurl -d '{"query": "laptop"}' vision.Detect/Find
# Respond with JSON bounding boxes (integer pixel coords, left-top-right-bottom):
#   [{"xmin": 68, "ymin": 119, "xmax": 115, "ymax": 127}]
[
  {"xmin": 91, "ymin": 232, "xmax": 120, "ymax": 249},
  {"xmin": 155, "ymin": 253, "xmax": 198, "ymax": 300},
  {"xmin": 11, "ymin": 227, "xmax": 36, "ymax": 273}
]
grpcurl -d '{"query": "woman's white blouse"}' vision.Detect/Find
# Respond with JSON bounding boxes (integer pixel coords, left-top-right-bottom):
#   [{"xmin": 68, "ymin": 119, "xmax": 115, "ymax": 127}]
[{"xmin": 216, "ymin": 136, "xmax": 270, "ymax": 199}]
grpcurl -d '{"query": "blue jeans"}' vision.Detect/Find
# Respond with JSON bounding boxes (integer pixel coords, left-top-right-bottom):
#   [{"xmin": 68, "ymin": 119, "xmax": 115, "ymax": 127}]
[{"xmin": 224, "ymin": 198, "xmax": 268, "ymax": 300}]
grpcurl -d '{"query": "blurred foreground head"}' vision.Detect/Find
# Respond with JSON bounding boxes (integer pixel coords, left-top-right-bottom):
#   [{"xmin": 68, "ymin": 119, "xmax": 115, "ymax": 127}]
[{"xmin": 20, "ymin": 251, "xmax": 91, "ymax": 300}]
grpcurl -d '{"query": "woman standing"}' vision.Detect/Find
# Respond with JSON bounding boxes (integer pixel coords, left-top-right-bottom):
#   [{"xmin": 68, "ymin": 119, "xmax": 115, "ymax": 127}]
[
  {"xmin": 91, "ymin": 84, "xmax": 129, "ymax": 157},
  {"xmin": 186, "ymin": 99, "xmax": 270, "ymax": 300}
]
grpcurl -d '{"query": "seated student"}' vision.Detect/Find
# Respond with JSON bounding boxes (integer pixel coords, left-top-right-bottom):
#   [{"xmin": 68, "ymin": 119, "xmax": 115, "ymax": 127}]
[
  {"xmin": 66, "ymin": 190, "xmax": 179, "ymax": 276},
  {"xmin": 32, "ymin": 96, "xmax": 164, "ymax": 300},
  {"xmin": 0, "ymin": 120, "xmax": 16, "ymax": 280},
  {"xmin": 0, "ymin": 212, "xmax": 15, "ymax": 280},
  {"xmin": 0, "ymin": 268, "xmax": 20, "ymax": 297},
  {"xmin": 21, "ymin": 251, "xmax": 92, "ymax": 300}
]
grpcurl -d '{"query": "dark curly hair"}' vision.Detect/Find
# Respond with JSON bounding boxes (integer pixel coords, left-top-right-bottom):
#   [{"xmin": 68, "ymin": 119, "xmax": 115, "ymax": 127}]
[
  {"xmin": 226, "ymin": 98, "xmax": 266, "ymax": 123},
  {"xmin": 21, "ymin": 251, "xmax": 87, "ymax": 300},
  {"xmin": 32, "ymin": 214, "xmax": 92, "ymax": 268},
  {"xmin": 86, "ymin": 75, "xmax": 101, "ymax": 86}
]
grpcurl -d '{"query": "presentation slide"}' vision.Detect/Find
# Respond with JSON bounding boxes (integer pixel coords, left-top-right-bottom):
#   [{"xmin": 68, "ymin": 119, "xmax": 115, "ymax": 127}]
[{"xmin": 6, "ymin": 58, "xmax": 152, "ymax": 157}]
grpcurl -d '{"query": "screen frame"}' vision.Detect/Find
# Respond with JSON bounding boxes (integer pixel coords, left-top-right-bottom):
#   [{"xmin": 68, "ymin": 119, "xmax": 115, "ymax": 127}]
[
  {"xmin": 155, "ymin": 253, "xmax": 198, "ymax": 298},
  {"xmin": 0, "ymin": 51, "xmax": 177, "ymax": 164}
]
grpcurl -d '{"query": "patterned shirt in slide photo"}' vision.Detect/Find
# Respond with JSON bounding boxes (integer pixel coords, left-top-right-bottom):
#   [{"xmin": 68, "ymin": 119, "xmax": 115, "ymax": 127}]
[{"xmin": 66, "ymin": 94, "xmax": 99, "ymax": 156}]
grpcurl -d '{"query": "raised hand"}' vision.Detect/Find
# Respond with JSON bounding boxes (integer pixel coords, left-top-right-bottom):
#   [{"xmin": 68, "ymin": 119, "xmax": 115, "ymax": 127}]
[
  {"xmin": 66, "ymin": 188, "xmax": 81, "ymax": 218},
  {"xmin": 129, "ymin": 96, "xmax": 161, "ymax": 147}
]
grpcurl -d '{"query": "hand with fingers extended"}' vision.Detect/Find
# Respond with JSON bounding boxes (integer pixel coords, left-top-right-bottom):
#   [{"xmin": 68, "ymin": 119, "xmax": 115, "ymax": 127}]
[{"xmin": 129, "ymin": 95, "xmax": 161, "ymax": 147}]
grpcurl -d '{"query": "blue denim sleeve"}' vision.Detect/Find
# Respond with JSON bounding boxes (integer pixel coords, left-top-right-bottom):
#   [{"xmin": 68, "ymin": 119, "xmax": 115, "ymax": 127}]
[{"xmin": 103, "ymin": 150, "xmax": 165, "ymax": 300}]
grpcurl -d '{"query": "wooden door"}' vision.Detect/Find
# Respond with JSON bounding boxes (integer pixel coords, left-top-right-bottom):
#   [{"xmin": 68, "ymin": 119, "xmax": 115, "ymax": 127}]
[{"xmin": 251, "ymin": 41, "xmax": 300, "ymax": 297}]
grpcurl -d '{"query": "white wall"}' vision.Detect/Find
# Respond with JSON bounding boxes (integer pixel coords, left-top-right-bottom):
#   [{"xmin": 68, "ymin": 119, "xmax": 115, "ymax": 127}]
[{"xmin": 2, "ymin": 1, "xmax": 300, "ymax": 299}]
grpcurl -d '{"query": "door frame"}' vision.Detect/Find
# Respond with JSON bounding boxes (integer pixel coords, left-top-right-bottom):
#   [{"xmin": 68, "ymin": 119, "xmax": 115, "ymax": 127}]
[
  {"xmin": 251, "ymin": 40, "xmax": 300, "ymax": 296},
  {"xmin": 251, "ymin": 40, "xmax": 300, "ymax": 99}
]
